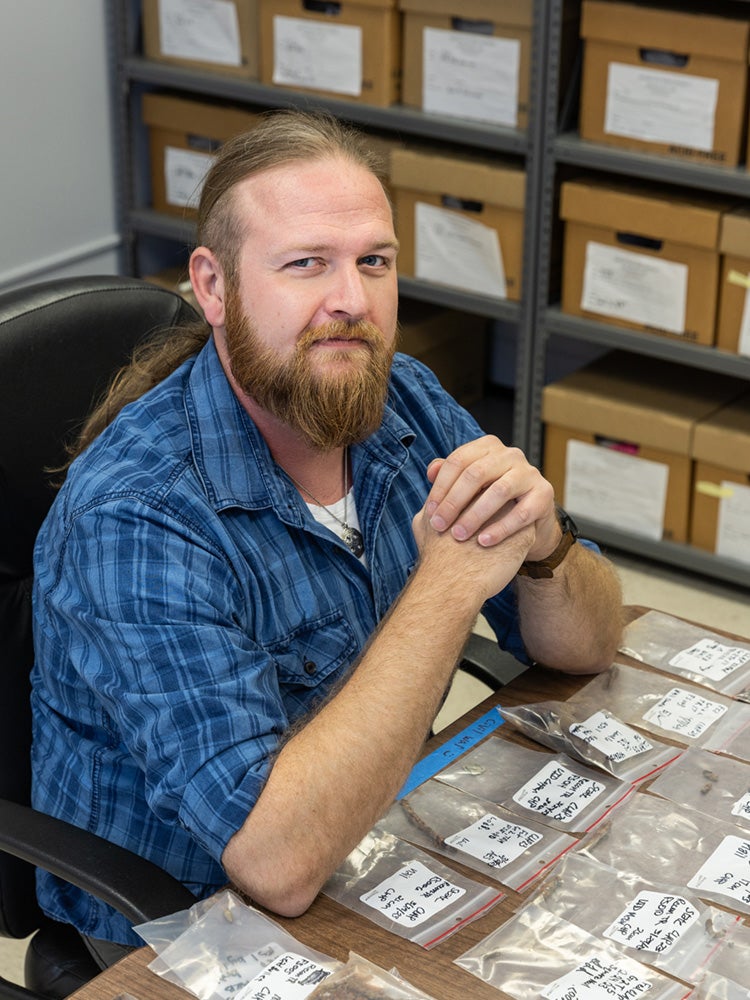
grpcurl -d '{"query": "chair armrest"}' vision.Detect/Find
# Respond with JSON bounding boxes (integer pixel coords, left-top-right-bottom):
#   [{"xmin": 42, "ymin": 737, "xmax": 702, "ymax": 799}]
[
  {"xmin": 459, "ymin": 633, "xmax": 528, "ymax": 690},
  {"xmin": 0, "ymin": 798, "xmax": 196, "ymax": 926}
]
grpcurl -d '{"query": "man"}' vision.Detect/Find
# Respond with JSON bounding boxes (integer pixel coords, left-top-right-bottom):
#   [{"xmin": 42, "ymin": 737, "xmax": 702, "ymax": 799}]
[{"xmin": 31, "ymin": 110, "xmax": 622, "ymax": 956}]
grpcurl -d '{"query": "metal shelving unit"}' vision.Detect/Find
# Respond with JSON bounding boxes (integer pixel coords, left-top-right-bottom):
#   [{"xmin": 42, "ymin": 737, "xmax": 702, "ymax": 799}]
[
  {"xmin": 531, "ymin": 0, "xmax": 750, "ymax": 587},
  {"xmin": 109, "ymin": 0, "xmax": 553, "ymax": 453},
  {"xmin": 109, "ymin": 0, "xmax": 750, "ymax": 585}
]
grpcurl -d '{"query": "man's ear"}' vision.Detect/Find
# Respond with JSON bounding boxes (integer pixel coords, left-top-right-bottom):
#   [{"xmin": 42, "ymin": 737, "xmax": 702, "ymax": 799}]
[{"xmin": 189, "ymin": 247, "xmax": 226, "ymax": 328}]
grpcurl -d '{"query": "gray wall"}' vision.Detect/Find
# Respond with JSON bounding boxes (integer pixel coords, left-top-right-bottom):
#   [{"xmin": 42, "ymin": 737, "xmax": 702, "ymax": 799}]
[{"xmin": 0, "ymin": 1, "xmax": 121, "ymax": 292}]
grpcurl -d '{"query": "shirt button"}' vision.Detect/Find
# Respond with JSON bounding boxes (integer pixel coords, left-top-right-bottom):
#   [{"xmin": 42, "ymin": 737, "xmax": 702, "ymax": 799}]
[{"xmin": 303, "ymin": 660, "xmax": 317, "ymax": 676}]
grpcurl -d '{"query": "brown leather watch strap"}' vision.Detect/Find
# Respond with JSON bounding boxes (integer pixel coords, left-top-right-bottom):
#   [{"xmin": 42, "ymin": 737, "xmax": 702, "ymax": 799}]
[{"xmin": 517, "ymin": 506, "xmax": 579, "ymax": 580}]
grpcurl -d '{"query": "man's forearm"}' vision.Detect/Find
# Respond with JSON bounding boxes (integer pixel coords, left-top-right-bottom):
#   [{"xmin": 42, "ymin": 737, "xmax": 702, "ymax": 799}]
[{"xmin": 516, "ymin": 544, "xmax": 624, "ymax": 673}]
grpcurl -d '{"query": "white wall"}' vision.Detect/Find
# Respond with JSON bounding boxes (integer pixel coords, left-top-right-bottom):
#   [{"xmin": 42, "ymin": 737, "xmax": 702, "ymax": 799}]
[{"xmin": 0, "ymin": 0, "xmax": 121, "ymax": 292}]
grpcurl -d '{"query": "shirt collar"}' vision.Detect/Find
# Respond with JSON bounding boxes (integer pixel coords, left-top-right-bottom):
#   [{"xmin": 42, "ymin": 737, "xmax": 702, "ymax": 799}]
[{"xmin": 185, "ymin": 338, "xmax": 414, "ymax": 514}]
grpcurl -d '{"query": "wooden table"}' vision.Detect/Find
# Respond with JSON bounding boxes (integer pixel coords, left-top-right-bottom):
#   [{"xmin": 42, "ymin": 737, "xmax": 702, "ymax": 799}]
[{"xmin": 68, "ymin": 606, "xmax": 686, "ymax": 1000}]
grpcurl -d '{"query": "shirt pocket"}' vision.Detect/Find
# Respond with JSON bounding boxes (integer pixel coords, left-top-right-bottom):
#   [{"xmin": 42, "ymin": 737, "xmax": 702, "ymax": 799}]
[{"xmin": 267, "ymin": 610, "xmax": 359, "ymax": 697}]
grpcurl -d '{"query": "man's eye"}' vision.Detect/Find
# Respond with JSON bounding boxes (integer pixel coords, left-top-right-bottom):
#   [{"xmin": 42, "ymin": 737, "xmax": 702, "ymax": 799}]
[
  {"xmin": 360, "ymin": 254, "xmax": 387, "ymax": 267},
  {"xmin": 289, "ymin": 258, "xmax": 317, "ymax": 269}
]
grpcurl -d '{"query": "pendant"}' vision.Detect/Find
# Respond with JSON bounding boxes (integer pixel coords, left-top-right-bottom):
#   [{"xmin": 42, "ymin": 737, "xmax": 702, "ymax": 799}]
[{"xmin": 342, "ymin": 524, "xmax": 365, "ymax": 558}]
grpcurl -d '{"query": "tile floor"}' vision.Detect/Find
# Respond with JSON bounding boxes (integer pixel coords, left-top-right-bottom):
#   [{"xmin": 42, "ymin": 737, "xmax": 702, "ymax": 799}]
[{"xmin": 1, "ymin": 550, "xmax": 747, "ymax": 988}]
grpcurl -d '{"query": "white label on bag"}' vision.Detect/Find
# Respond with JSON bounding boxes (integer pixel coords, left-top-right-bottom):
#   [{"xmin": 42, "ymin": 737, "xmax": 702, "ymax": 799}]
[
  {"xmin": 512, "ymin": 760, "xmax": 605, "ymax": 824},
  {"xmin": 716, "ymin": 481, "xmax": 750, "ymax": 566},
  {"xmin": 569, "ymin": 711, "xmax": 653, "ymax": 762},
  {"xmin": 581, "ymin": 240, "xmax": 688, "ymax": 334},
  {"xmin": 732, "ymin": 792, "xmax": 750, "ymax": 821},
  {"xmin": 642, "ymin": 687, "xmax": 727, "ymax": 739},
  {"xmin": 605, "ymin": 62, "xmax": 718, "ymax": 152},
  {"xmin": 158, "ymin": 0, "xmax": 242, "ymax": 66},
  {"xmin": 360, "ymin": 860, "xmax": 465, "ymax": 926},
  {"xmin": 415, "ymin": 202, "xmax": 506, "ymax": 298},
  {"xmin": 273, "ymin": 17, "xmax": 362, "ymax": 96},
  {"xmin": 669, "ymin": 638, "xmax": 750, "ymax": 681},
  {"xmin": 603, "ymin": 891, "xmax": 699, "ymax": 953},
  {"xmin": 423, "ymin": 28, "xmax": 520, "ymax": 127},
  {"xmin": 445, "ymin": 814, "xmax": 542, "ymax": 868},
  {"xmin": 564, "ymin": 439, "xmax": 668, "ymax": 542},
  {"xmin": 688, "ymin": 836, "xmax": 750, "ymax": 908},
  {"xmin": 236, "ymin": 952, "xmax": 332, "ymax": 1000},
  {"xmin": 164, "ymin": 146, "xmax": 214, "ymax": 208},
  {"xmin": 542, "ymin": 954, "xmax": 653, "ymax": 999}
]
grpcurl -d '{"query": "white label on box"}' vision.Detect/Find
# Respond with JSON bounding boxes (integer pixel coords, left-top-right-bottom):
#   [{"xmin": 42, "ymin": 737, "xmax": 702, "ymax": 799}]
[
  {"xmin": 542, "ymin": 955, "xmax": 654, "ymax": 1000},
  {"xmin": 564, "ymin": 440, "xmax": 669, "ymax": 542},
  {"xmin": 415, "ymin": 201, "xmax": 506, "ymax": 298},
  {"xmin": 716, "ymin": 481, "xmax": 750, "ymax": 565},
  {"xmin": 236, "ymin": 953, "xmax": 331, "ymax": 1000},
  {"xmin": 164, "ymin": 146, "xmax": 214, "ymax": 208},
  {"xmin": 605, "ymin": 61, "xmax": 718, "ymax": 152},
  {"xmin": 272, "ymin": 16, "xmax": 362, "ymax": 96},
  {"xmin": 688, "ymin": 835, "xmax": 750, "ymax": 908},
  {"xmin": 603, "ymin": 891, "xmax": 699, "ymax": 954},
  {"xmin": 642, "ymin": 687, "xmax": 727, "ymax": 740},
  {"xmin": 669, "ymin": 638, "xmax": 750, "ymax": 681},
  {"xmin": 581, "ymin": 240, "xmax": 688, "ymax": 335},
  {"xmin": 359, "ymin": 860, "xmax": 465, "ymax": 927},
  {"xmin": 511, "ymin": 760, "xmax": 605, "ymax": 825},
  {"xmin": 569, "ymin": 711, "xmax": 653, "ymax": 762},
  {"xmin": 422, "ymin": 28, "xmax": 520, "ymax": 128},
  {"xmin": 445, "ymin": 815, "xmax": 542, "ymax": 868},
  {"xmin": 158, "ymin": 0, "xmax": 242, "ymax": 67},
  {"xmin": 739, "ymin": 283, "xmax": 750, "ymax": 358}
]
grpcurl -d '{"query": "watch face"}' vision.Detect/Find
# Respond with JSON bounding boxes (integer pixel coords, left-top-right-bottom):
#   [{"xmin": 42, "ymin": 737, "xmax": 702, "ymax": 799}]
[{"xmin": 555, "ymin": 504, "xmax": 580, "ymax": 539}]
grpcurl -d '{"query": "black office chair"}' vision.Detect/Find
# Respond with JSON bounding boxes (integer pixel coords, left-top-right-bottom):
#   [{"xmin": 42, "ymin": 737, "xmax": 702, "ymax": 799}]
[{"xmin": 0, "ymin": 276, "xmax": 202, "ymax": 999}]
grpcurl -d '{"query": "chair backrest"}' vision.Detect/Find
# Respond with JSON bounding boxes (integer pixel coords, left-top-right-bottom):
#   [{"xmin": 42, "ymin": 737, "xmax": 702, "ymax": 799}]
[{"xmin": 0, "ymin": 275, "xmax": 201, "ymax": 938}]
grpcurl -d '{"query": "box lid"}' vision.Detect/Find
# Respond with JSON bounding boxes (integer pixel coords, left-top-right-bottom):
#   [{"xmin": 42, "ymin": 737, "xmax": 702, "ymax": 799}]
[
  {"xmin": 141, "ymin": 93, "xmax": 259, "ymax": 141},
  {"xmin": 693, "ymin": 392, "xmax": 750, "ymax": 471},
  {"xmin": 581, "ymin": 1, "xmax": 750, "ymax": 63},
  {"xmin": 390, "ymin": 147, "xmax": 525, "ymax": 208},
  {"xmin": 720, "ymin": 208, "xmax": 750, "ymax": 257},
  {"xmin": 542, "ymin": 351, "xmax": 745, "ymax": 454},
  {"xmin": 560, "ymin": 179, "xmax": 725, "ymax": 250},
  {"xmin": 398, "ymin": 0, "xmax": 532, "ymax": 27}
]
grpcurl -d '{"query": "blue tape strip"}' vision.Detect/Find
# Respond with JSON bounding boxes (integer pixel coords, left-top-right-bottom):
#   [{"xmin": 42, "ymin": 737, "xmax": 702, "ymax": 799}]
[{"xmin": 397, "ymin": 706, "xmax": 504, "ymax": 800}]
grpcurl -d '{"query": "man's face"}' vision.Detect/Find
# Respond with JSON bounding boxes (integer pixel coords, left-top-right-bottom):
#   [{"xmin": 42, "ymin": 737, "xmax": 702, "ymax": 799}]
[{"xmin": 220, "ymin": 156, "xmax": 400, "ymax": 450}]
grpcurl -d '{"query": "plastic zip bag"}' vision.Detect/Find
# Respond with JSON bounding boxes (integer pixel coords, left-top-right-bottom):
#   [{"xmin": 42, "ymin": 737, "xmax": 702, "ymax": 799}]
[
  {"xmin": 379, "ymin": 778, "xmax": 577, "ymax": 892},
  {"xmin": 500, "ymin": 699, "xmax": 680, "ymax": 782},
  {"xmin": 620, "ymin": 610, "xmax": 750, "ymax": 702},
  {"xmin": 578, "ymin": 793, "xmax": 750, "ymax": 917},
  {"xmin": 321, "ymin": 825, "xmax": 503, "ymax": 949},
  {"xmin": 307, "ymin": 952, "xmax": 437, "ymax": 999},
  {"xmin": 647, "ymin": 746, "xmax": 750, "ymax": 834},
  {"xmin": 569, "ymin": 662, "xmax": 750, "ymax": 761},
  {"xmin": 454, "ymin": 901, "xmax": 686, "ymax": 999},
  {"xmin": 689, "ymin": 971, "xmax": 750, "ymax": 1000},
  {"xmin": 523, "ymin": 852, "xmax": 738, "ymax": 985},
  {"xmin": 433, "ymin": 737, "xmax": 634, "ymax": 834},
  {"xmin": 134, "ymin": 889, "xmax": 338, "ymax": 1000}
]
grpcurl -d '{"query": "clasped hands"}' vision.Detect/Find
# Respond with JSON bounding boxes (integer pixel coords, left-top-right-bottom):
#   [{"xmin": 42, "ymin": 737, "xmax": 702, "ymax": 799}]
[{"xmin": 412, "ymin": 436, "xmax": 562, "ymax": 590}]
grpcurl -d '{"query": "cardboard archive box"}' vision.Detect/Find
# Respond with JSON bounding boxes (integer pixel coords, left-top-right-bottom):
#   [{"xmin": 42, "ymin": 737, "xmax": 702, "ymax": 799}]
[
  {"xmin": 399, "ymin": 0, "xmax": 531, "ymax": 129},
  {"xmin": 259, "ymin": 0, "xmax": 400, "ymax": 106},
  {"xmin": 542, "ymin": 351, "xmax": 745, "ymax": 544},
  {"xmin": 579, "ymin": 1, "xmax": 750, "ymax": 168},
  {"xmin": 390, "ymin": 147, "xmax": 525, "ymax": 301},
  {"xmin": 141, "ymin": 94, "xmax": 260, "ymax": 217},
  {"xmin": 398, "ymin": 300, "xmax": 486, "ymax": 406},
  {"xmin": 691, "ymin": 393, "xmax": 750, "ymax": 562},
  {"xmin": 717, "ymin": 208, "xmax": 750, "ymax": 357},
  {"xmin": 560, "ymin": 178, "xmax": 726, "ymax": 345},
  {"xmin": 142, "ymin": 0, "xmax": 260, "ymax": 79}
]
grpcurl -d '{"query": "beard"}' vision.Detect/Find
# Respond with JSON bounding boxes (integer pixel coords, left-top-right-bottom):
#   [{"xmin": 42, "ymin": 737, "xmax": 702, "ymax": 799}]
[{"xmin": 224, "ymin": 289, "xmax": 397, "ymax": 451}]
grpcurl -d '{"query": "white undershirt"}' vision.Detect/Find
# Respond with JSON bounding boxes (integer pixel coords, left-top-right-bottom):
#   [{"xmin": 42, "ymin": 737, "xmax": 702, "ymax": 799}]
[{"xmin": 304, "ymin": 487, "xmax": 367, "ymax": 564}]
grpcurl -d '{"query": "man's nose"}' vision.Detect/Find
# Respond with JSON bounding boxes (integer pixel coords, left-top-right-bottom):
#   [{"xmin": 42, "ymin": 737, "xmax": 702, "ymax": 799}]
[{"xmin": 324, "ymin": 265, "xmax": 369, "ymax": 321}]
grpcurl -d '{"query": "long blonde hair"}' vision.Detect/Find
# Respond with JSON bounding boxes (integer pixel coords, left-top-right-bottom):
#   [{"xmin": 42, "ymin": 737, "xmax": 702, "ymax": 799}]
[{"xmin": 61, "ymin": 110, "xmax": 385, "ymax": 471}]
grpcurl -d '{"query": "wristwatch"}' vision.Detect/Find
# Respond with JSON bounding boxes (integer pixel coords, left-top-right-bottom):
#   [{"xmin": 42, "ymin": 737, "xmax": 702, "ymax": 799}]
[{"xmin": 517, "ymin": 505, "xmax": 580, "ymax": 579}]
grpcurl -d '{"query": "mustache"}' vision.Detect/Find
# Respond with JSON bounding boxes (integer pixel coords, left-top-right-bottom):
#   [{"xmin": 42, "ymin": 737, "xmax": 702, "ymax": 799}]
[{"xmin": 298, "ymin": 320, "xmax": 386, "ymax": 350}]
